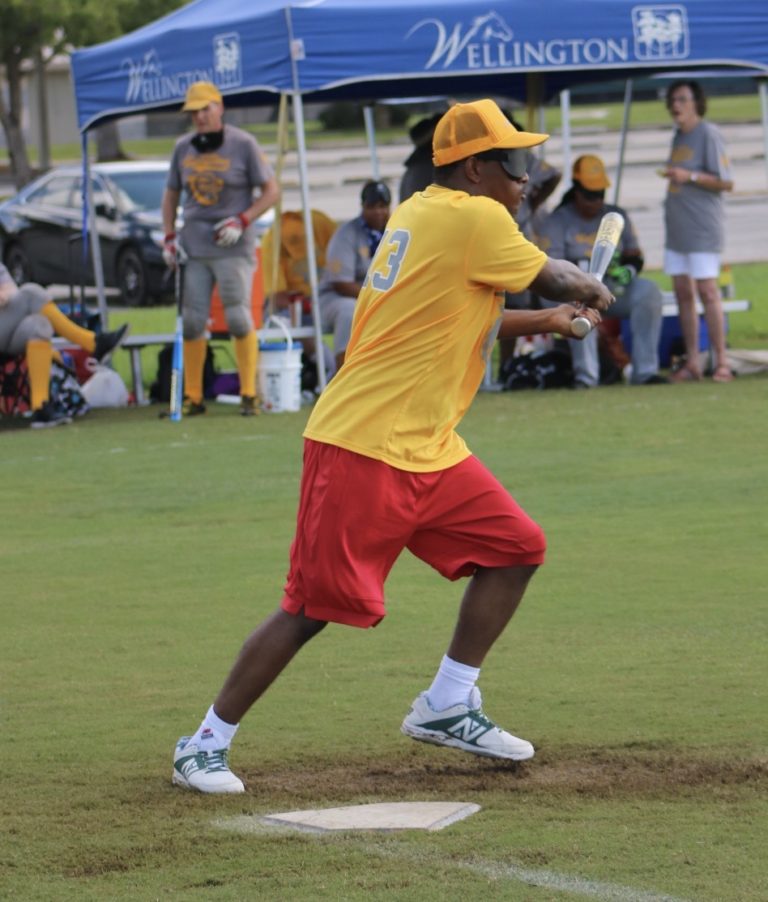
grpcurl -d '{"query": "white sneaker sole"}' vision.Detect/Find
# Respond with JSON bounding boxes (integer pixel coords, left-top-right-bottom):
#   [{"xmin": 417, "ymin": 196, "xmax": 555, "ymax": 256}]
[
  {"xmin": 172, "ymin": 768, "xmax": 245, "ymax": 793},
  {"xmin": 30, "ymin": 416, "xmax": 72, "ymax": 429},
  {"xmin": 401, "ymin": 722, "xmax": 535, "ymax": 761}
]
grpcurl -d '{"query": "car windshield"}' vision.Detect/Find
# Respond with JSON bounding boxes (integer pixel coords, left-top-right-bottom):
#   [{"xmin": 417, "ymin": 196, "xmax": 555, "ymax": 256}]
[{"xmin": 105, "ymin": 170, "xmax": 168, "ymax": 213}]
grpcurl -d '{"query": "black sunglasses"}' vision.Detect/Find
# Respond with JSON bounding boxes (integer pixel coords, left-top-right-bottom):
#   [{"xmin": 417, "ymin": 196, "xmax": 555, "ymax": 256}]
[
  {"xmin": 575, "ymin": 184, "xmax": 606, "ymax": 201},
  {"xmin": 475, "ymin": 148, "xmax": 528, "ymax": 182}
]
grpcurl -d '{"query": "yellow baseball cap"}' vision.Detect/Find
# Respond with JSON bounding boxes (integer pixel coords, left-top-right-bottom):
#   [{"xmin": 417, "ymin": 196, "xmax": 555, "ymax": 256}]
[
  {"xmin": 432, "ymin": 99, "xmax": 548, "ymax": 166},
  {"xmin": 572, "ymin": 155, "xmax": 610, "ymax": 190},
  {"xmin": 182, "ymin": 81, "xmax": 223, "ymax": 111}
]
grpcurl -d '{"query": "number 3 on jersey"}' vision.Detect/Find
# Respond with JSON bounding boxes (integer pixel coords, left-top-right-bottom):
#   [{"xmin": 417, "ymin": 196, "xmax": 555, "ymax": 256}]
[{"xmin": 364, "ymin": 228, "xmax": 410, "ymax": 292}]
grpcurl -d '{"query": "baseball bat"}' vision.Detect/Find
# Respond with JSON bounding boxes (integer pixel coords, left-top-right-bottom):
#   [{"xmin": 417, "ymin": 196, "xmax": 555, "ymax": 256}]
[
  {"xmin": 571, "ymin": 211, "xmax": 625, "ymax": 338},
  {"xmin": 168, "ymin": 255, "xmax": 184, "ymax": 422}
]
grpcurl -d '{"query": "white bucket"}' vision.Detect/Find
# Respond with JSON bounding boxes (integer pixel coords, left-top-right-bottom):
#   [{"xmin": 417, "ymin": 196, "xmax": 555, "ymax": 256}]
[{"xmin": 258, "ymin": 316, "xmax": 302, "ymax": 413}]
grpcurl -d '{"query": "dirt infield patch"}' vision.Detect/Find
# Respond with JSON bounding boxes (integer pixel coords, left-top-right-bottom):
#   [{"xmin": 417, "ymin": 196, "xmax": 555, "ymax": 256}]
[{"xmin": 241, "ymin": 746, "xmax": 768, "ymax": 804}]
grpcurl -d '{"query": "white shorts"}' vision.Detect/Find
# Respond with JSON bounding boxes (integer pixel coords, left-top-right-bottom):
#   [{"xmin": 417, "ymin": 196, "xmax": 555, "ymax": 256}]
[{"xmin": 664, "ymin": 250, "xmax": 720, "ymax": 280}]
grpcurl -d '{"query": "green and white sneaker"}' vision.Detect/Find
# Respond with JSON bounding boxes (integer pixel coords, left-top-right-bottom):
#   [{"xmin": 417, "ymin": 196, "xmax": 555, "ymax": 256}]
[
  {"xmin": 401, "ymin": 688, "xmax": 534, "ymax": 761},
  {"xmin": 172, "ymin": 735, "xmax": 245, "ymax": 793}
]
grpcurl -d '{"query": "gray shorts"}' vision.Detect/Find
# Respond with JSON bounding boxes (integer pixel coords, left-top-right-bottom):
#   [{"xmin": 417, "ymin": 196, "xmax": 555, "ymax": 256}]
[
  {"xmin": 319, "ymin": 292, "xmax": 356, "ymax": 355},
  {"xmin": 0, "ymin": 283, "xmax": 52, "ymax": 354},
  {"xmin": 183, "ymin": 255, "xmax": 255, "ymax": 339}
]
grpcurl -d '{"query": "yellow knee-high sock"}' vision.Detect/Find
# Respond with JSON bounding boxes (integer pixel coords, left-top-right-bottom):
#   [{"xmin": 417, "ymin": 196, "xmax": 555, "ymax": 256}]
[
  {"xmin": 184, "ymin": 337, "xmax": 208, "ymax": 403},
  {"xmin": 41, "ymin": 302, "xmax": 95, "ymax": 353},
  {"xmin": 234, "ymin": 332, "xmax": 258, "ymax": 398},
  {"xmin": 26, "ymin": 340, "xmax": 53, "ymax": 410}
]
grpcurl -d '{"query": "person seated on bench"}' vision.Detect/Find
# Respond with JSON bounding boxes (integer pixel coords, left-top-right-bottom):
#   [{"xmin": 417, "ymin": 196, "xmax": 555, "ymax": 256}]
[
  {"xmin": 319, "ymin": 181, "xmax": 391, "ymax": 371},
  {"xmin": 536, "ymin": 155, "xmax": 666, "ymax": 387},
  {"xmin": 261, "ymin": 209, "xmax": 337, "ymax": 381},
  {"xmin": 0, "ymin": 263, "xmax": 128, "ymax": 427}
]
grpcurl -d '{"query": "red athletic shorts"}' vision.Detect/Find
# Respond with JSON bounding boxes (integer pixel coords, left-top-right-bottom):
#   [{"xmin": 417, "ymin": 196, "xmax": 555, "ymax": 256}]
[{"xmin": 281, "ymin": 439, "xmax": 546, "ymax": 628}]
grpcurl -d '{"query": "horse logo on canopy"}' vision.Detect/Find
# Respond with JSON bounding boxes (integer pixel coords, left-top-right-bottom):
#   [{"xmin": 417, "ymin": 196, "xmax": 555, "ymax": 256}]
[{"xmin": 632, "ymin": 5, "xmax": 690, "ymax": 60}]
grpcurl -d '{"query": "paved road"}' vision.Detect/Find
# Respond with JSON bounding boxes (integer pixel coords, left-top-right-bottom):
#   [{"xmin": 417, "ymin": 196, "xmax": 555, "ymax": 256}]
[
  {"xmin": 2, "ymin": 123, "xmax": 765, "ymax": 272},
  {"xmin": 276, "ymin": 122, "xmax": 768, "ymax": 270}
]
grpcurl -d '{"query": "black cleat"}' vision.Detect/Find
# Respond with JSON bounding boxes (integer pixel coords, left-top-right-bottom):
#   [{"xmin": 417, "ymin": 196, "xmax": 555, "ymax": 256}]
[
  {"xmin": 93, "ymin": 323, "xmax": 130, "ymax": 363},
  {"xmin": 182, "ymin": 398, "xmax": 207, "ymax": 416},
  {"xmin": 240, "ymin": 395, "xmax": 260, "ymax": 416},
  {"xmin": 30, "ymin": 400, "xmax": 72, "ymax": 429}
]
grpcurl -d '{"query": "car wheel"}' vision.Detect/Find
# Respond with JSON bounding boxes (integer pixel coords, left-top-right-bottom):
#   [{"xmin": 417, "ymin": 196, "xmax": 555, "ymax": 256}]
[
  {"xmin": 116, "ymin": 247, "xmax": 148, "ymax": 306},
  {"xmin": 4, "ymin": 244, "xmax": 32, "ymax": 285}
]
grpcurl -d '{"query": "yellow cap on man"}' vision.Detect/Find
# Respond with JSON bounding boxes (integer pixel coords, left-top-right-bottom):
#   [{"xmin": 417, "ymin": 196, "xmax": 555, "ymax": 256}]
[
  {"xmin": 432, "ymin": 99, "xmax": 548, "ymax": 166},
  {"xmin": 182, "ymin": 81, "xmax": 223, "ymax": 111}
]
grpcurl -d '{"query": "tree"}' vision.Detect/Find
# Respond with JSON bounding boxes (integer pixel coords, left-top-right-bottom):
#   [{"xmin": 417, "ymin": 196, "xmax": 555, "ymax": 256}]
[
  {"xmin": 93, "ymin": 0, "xmax": 188, "ymax": 163},
  {"xmin": 0, "ymin": 0, "xmax": 183, "ymax": 188}
]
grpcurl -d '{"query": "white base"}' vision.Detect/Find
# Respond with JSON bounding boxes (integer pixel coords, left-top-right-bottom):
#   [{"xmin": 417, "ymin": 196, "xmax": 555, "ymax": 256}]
[{"xmin": 259, "ymin": 801, "xmax": 481, "ymax": 833}]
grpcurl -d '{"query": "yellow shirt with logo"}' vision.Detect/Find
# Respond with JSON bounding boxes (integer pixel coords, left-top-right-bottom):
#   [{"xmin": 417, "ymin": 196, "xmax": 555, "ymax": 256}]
[{"xmin": 304, "ymin": 185, "xmax": 546, "ymax": 472}]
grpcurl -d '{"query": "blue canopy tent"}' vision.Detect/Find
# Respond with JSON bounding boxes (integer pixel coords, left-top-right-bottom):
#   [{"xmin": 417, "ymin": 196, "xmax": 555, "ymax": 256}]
[
  {"xmin": 71, "ymin": 0, "xmax": 768, "ymax": 378},
  {"xmin": 72, "ymin": 0, "xmax": 768, "ymax": 127}
]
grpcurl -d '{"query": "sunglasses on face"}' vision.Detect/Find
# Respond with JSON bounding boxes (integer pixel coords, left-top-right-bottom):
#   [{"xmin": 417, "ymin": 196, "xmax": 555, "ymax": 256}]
[{"xmin": 475, "ymin": 148, "xmax": 528, "ymax": 182}]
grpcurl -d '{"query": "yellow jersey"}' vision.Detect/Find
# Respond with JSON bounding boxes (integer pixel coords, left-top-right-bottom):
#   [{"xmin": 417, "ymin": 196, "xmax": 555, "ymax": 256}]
[
  {"xmin": 304, "ymin": 185, "xmax": 546, "ymax": 472},
  {"xmin": 261, "ymin": 209, "xmax": 337, "ymax": 296}
]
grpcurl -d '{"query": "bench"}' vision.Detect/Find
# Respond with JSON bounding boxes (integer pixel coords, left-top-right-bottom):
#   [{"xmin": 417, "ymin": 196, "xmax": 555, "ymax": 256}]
[
  {"xmin": 660, "ymin": 293, "xmax": 751, "ymax": 318},
  {"xmin": 54, "ymin": 324, "xmax": 316, "ymax": 405},
  {"xmin": 484, "ymin": 295, "xmax": 752, "ymax": 389}
]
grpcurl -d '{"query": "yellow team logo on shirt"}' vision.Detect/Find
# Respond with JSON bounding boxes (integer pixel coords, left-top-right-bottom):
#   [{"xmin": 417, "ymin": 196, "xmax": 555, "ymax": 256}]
[
  {"xmin": 670, "ymin": 146, "xmax": 694, "ymax": 164},
  {"xmin": 182, "ymin": 152, "xmax": 231, "ymax": 206},
  {"xmin": 574, "ymin": 230, "xmax": 597, "ymax": 251}
]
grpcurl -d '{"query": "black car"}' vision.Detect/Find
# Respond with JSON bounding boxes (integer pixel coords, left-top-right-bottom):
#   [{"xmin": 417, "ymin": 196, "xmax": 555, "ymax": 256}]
[{"xmin": 0, "ymin": 161, "xmax": 172, "ymax": 306}]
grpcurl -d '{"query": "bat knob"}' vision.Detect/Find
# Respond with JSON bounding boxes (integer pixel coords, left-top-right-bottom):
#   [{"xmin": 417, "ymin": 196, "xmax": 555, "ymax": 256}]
[{"xmin": 571, "ymin": 316, "xmax": 592, "ymax": 338}]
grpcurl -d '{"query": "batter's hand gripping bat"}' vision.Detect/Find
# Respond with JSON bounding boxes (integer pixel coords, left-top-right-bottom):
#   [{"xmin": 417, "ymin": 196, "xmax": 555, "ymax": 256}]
[{"xmin": 571, "ymin": 211, "xmax": 625, "ymax": 338}]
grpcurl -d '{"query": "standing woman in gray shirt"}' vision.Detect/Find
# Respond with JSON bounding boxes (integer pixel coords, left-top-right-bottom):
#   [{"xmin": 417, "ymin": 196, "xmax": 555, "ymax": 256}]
[{"xmin": 660, "ymin": 80, "xmax": 734, "ymax": 383}]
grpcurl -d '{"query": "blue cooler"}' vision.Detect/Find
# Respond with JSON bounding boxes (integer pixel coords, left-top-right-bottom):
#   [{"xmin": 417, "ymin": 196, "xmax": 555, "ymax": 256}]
[{"xmin": 621, "ymin": 314, "xmax": 723, "ymax": 368}]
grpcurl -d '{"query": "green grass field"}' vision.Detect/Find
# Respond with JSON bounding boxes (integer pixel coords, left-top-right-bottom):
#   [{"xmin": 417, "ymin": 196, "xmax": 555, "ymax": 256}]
[{"xmin": 2, "ymin": 368, "xmax": 767, "ymax": 899}]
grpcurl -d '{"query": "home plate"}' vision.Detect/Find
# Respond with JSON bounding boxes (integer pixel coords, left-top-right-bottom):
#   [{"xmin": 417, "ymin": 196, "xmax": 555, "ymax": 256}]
[{"xmin": 260, "ymin": 801, "xmax": 481, "ymax": 833}]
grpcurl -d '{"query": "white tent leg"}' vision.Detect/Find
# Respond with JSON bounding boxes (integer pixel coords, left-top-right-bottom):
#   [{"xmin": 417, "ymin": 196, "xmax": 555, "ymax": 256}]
[
  {"xmin": 363, "ymin": 105, "xmax": 380, "ymax": 180},
  {"xmin": 559, "ymin": 90, "xmax": 572, "ymax": 191},
  {"xmin": 267, "ymin": 93, "xmax": 290, "ymax": 320},
  {"xmin": 83, "ymin": 144, "xmax": 109, "ymax": 329},
  {"xmin": 537, "ymin": 103, "xmax": 547, "ymax": 159},
  {"xmin": 291, "ymin": 90, "xmax": 327, "ymax": 391},
  {"xmin": 760, "ymin": 79, "xmax": 768, "ymax": 189},
  {"xmin": 613, "ymin": 79, "xmax": 633, "ymax": 205}
]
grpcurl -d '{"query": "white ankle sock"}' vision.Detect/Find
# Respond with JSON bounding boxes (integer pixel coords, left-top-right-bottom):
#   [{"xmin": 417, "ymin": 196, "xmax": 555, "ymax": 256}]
[
  {"xmin": 426, "ymin": 655, "xmax": 481, "ymax": 711},
  {"xmin": 191, "ymin": 705, "xmax": 239, "ymax": 749}
]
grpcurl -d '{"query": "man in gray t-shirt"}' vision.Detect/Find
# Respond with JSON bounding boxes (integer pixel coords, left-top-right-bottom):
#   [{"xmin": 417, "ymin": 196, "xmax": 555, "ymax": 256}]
[
  {"xmin": 161, "ymin": 81, "xmax": 279, "ymax": 416},
  {"xmin": 537, "ymin": 155, "xmax": 664, "ymax": 387},
  {"xmin": 319, "ymin": 180, "xmax": 391, "ymax": 370},
  {"xmin": 660, "ymin": 80, "xmax": 734, "ymax": 383}
]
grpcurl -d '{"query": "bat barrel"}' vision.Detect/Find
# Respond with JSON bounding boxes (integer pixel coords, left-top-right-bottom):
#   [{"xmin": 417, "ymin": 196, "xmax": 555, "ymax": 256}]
[{"xmin": 588, "ymin": 212, "xmax": 625, "ymax": 281}]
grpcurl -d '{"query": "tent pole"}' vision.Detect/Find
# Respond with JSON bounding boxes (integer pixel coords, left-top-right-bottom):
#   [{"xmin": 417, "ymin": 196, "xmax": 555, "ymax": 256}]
[
  {"xmin": 291, "ymin": 90, "xmax": 327, "ymax": 391},
  {"xmin": 613, "ymin": 79, "xmax": 633, "ymax": 205},
  {"xmin": 268, "ymin": 93, "xmax": 290, "ymax": 319},
  {"xmin": 363, "ymin": 105, "xmax": 380, "ymax": 179},
  {"xmin": 559, "ymin": 90, "xmax": 572, "ymax": 194},
  {"xmin": 83, "ymin": 137, "xmax": 109, "ymax": 329},
  {"xmin": 537, "ymin": 103, "xmax": 547, "ymax": 160},
  {"xmin": 760, "ymin": 79, "xmax": 768, "ymax": 189}
]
